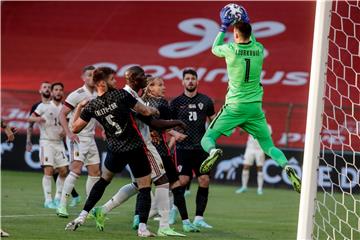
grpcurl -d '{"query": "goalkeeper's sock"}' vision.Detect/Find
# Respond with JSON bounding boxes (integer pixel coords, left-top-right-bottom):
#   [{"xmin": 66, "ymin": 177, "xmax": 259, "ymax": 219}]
[
  {"xmin": 258, "ymin": 137, "xmax": 288, "ymax": 168},
  {"xmin": 242, "ymin": 169, "xmax": 250, "ymax": 188},
  {"xmin": 201, "ymin": 129, "xmax": 222, "ymax": 153}
]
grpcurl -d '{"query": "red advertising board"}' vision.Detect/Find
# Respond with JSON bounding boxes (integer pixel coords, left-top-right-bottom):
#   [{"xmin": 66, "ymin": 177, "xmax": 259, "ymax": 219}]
[{"xmin": 2, "ymin": 1, "xmax": 318, "ymax": 149}]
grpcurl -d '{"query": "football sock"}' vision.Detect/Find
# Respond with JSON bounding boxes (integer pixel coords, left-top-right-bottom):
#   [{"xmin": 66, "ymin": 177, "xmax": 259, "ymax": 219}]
[
  {"xmin": 42, "ymin": 175, "xmax": 53, "ymax": 202},
  {"xmin": 200, "ymin": 128, "xmax": 222, "ymax": 153},
  {"xmin": 242, "ymin": 169, "xmax": 250, "ymax": 188},
  {"xmin": 172, "ymin": 186, "xmax": 189, "ymax": 220},
  {"xmin": 258, "ymin": 137, "xmax": 287, "ymax": 167},
  {"xmin": 195, "ymin": 187, "xmax": 209, "ymax": 216},
  {"xmin": 154, "ymin": 183, "xmax": 170, "ymax": 228},
  {"xmin": 54, "ymin": 175, "xmax": 64, "ymax": 200},
  {"xmin": 60, "ymin": 171, "xmax": 79, "ymax": 207},
  {"xmin": 86, "ymin": 175, "xmax": 100, "ymax": 197},
  {"xmin": 257, "ymin": 171, "xmax": 264, "ymax": 191},
  {"xmin": 102, "ymin": 183, "xmax": 138, "ymax": 214},
  {"xmin": 137, "ymin": 187, "xmax": 151, "ymax": 224},
  {"xmin": 83, "ymin": 177, "xmax": 110, "ymax": 212}
]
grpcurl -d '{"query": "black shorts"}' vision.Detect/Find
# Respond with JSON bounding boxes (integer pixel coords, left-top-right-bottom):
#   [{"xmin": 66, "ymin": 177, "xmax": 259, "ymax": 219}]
[
  {"xmin": 176, "ymin": 148, "xmax": 209, "ymax": 177},
  {"xmin": 161, "ymin": 154, "xmax": 179, "ymax": 184},
  {"xmin": 104, "ymin": 148, "xmax": 151, "ymax": 179}
]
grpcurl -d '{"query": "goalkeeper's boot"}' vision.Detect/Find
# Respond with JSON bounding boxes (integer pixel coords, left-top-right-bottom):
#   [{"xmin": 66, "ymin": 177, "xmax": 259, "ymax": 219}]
[
  {"xmin": 285, "ymin": 166, "xmax": 301, "ymax": 193},
  {"xmin": 168, "ymin": 207, "xmax": 178, "ymax": 225},
  {"xmin": 199, "ymin": 148, "xmax": 223, "ymax": 174},
  {"xmin": 235, "ymin": 186, "xmax": 247, "ymax": 194},
  {"xmin": 44, "ymin": 200, "xmax": 57, "ymax": 209},
  {"xmin": 182, "ymin": 221, "xmax": 200, "ymax": 233},
  {"xmin": 132, "ymin": 215, "xmax": 140, "ymax": 230},
  {"xmin": 65, "ymin": 215, "xmax": 86, "ymax": 231},
  {"xmin": 91, "ymin": 207, "xmax": 107, "ymax": 231},
  {"xmin": 257, "ymin": 188, "xmax": 264, "ymax": 195},
  {"xmin": 157, "ymin": 227, "xmax": 186, "ymax": 237},
  {"xmin": 193, "ymin": 218, "xmax": 213, "ymax": 229},
  {"xmin": 56, "ymin": 206, "xmax": 69, "ymax": 218},
  {"xmin": 69, "ymin": 196, "xmax": 81, "ymax": 207}
]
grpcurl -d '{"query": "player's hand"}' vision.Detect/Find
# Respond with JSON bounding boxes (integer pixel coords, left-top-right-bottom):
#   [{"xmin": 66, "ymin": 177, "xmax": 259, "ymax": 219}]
[
  {"xmin": 219, "ymin": 6, "xmax": 234, "ymax": 32},
  {"xmin": 35, "ymin": 117, "xmax": 46, "ymax": 124},
  {"xmin": 175, "ymin": 120, "xmax": 188, "ymax": 131},
  {"xmin": 26, "ymin": 141, "xmax": 33, "ymax": 152},
  {"xmin": 149, "ymin": 107, "xmax": 160, "ymax": 117},
  {"xmin": 172, "ymin": 130, "xmax": 187, "ymax": 142},
  {"xmin": 68, "ymin": 132, "xmax": 80, "ymax": 144}
]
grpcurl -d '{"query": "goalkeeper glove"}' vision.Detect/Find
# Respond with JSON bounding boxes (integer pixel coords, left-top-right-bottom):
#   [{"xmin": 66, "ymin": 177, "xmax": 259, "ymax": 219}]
[{"xmin": 219, "ymin": 6, "xmax": 234, "ymax": 32}]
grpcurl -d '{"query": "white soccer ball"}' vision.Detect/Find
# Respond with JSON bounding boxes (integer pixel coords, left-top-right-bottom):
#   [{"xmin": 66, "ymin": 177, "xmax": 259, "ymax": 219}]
[{"xmin": 224, "ymin": 3, "xmax": 244, "ymax": 23}]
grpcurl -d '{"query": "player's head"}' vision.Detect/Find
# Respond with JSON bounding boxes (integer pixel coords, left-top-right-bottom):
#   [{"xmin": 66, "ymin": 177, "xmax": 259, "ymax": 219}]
[
  {"xmin": 51, "ymin": 82, "xmax": 64, "ymax": 102},
  {"xmin": 39, "ymin": 81, "xmax": 52, "ymax": 99},
  {"xmin": 81, "ymin": 65, "xmax": 96, "ymax": 88},
  {"xmin": 182, "ymin": 69, "xmax": 198, "ymax": 93},
  {"xmin": 233, "ymin": 21, "xmax": 252, "ymax": 42},
  {"xmin": 125, "ymin": 66, "xmax": 147, "ymax": 89},
  {"xmin": 145, "ymin": 76, "xmax": 166, "ymax": 98},
  {"xmin": 93, "ymin": 67, "xmax": 117, "ymax": 92}
]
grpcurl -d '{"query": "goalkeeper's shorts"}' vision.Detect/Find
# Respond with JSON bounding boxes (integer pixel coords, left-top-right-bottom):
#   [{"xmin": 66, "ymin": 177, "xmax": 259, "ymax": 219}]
[{"xmin": 208, "ymin": 101, "xmax": 271, "ymax": 141}]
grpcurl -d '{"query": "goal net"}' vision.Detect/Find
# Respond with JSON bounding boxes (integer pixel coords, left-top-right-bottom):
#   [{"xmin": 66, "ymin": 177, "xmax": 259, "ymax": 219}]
[{"xmin": 298, "ymin": 1, "xmax": 360, "ymax": 240}]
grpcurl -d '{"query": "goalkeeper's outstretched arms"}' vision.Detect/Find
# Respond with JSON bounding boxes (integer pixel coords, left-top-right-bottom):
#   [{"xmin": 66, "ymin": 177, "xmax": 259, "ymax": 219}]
[{"xmin": 212, "ymin": 4, "xmax": 250, "ymax": 57}]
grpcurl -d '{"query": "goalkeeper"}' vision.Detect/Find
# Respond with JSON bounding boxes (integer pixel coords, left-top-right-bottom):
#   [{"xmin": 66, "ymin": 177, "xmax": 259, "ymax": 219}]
[{"xmin": 200, "ymin": 5, "xmax": 301, "ymax": 193}]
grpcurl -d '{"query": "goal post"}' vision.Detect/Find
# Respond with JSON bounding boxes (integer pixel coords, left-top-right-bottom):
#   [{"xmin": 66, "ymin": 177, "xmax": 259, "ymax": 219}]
[{"xmin": 297, "ymin": 0, "xmax": 360, "ymax": 239}]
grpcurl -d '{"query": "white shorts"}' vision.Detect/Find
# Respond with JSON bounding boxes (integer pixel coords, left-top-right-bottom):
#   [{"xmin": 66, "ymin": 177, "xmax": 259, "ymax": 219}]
[
  {"xmin": 66, "ymin": 136, "xmax": 100, "ymax": 166},
  {"xmin": 243, "ymin": 148, "xmax": 265, "ymax": 167},
  {"xmin": 39, "ymin": 140, "xmax": 69, "ymax": 168},
  {"xmin": 129, "ymin": 141, "xmax": 166, "ymax": 182}
]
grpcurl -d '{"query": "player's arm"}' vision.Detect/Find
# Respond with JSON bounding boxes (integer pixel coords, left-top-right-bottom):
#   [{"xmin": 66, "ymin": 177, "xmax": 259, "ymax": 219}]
[
  {"xmin": 72, "ymin": 99, "xmax": 90, "ymax": 134},
  {"xmin": 133, "ymin": 102, "xmax": 159, "ymax": 117},
  {"xmin": 212, "ymin": 6, "xmax": 233, "ymax": 57},
  {"xmin": 150, "ymin": 119, "xmax": 187, "ymax": 131},
  {"xmin": 1, "ymin": 119, "xmax": 16, "ymax": 142},
  {"xmin": 59, "ymin": 104, "xmax": 80, "ymax": 143},
  {"xmin": 28, "ymin": 105, "xmax": 45, "ymax": 124}
]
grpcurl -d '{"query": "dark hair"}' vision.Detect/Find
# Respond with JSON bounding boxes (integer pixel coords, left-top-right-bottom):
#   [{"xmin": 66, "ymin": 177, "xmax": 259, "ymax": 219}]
[
  {"xmin": 51, "ymin": 82, "xmax": 64, "ymax": 90},
  {"xmin": 82, "ymin": 65, "xmax": 95, "ymax": 73},
  {"xmin": 125, "ymin": 66, "xmax": 145, "ymax": 82},
  {"xmin": 233, "ymin": 21, "xmax": 252, "ymax": 39},
  {"xmin": 93, "ymin": 67, "xmax": 116, "ymax": 84},
  {"xmin": 182, "ymin": 69, "xmax": 197, "ymax": 79}
]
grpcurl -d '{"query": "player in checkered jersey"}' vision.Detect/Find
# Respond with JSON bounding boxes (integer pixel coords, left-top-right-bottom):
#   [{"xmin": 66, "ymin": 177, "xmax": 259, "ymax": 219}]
[
  {"xmin": 170, "ymin": 69, "xmax": 216, "ymax": 229},
  {"xmin": 65, "ymin": 67, "xmax": 159, "ymax": 237},
  {"xmin": 56, "ymin": 65, "xmax": 101, "ymax": 218},
  {"xmin": 28, "ymin": 83, "xmax": 69, "ymax": 209}
]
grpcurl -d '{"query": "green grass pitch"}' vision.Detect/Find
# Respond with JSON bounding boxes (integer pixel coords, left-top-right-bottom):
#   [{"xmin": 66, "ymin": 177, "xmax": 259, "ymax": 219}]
[{"xmin": 1, "ymin": 170, "xmax": 301, "ymax": 239}]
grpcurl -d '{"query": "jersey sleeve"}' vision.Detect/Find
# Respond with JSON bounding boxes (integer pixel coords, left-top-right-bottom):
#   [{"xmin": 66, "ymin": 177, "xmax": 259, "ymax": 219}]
[
  {"xmin": 119, "ymin": 90, "xmax": 138, "ymax": 109},
  {"xmin": 169, "ymin": 99, "xmax": 178, "ymax": 119},
  {"xmin": 80, "ymin": 104, "xmax": 93, "ymax": 123},
  {"xmin": 134, "ymin": 112, "xmax": 153, "ymax": 126},
  {"xmin": 211, "ymin": 32, "xmax": 230, "ymax": 58},
  {"xmin": 29, "ymin": 102, "xmax": 40, "ymax": 116},
  {"xmin": 159, "ymin": 98, "xmax": 171, "ymax": 120},
  {"xmin": 33, "ymin": 103, "xmax": 44, "ymax": 116},
  {"xmin": 64, "ymin": 91, "xmax": 79, "ymax": 110}
]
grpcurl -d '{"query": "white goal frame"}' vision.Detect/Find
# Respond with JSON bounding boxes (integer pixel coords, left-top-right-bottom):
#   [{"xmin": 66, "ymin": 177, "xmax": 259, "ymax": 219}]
[{"xmin": 297, "ymin": 0, "xmax": 332, "ymax": 240}]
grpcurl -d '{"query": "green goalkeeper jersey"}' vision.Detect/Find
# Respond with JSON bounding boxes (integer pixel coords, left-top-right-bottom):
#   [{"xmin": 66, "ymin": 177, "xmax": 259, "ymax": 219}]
[{"xmin": 212, "ymin": 32, "xmax": 264, "ymax": 104}]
